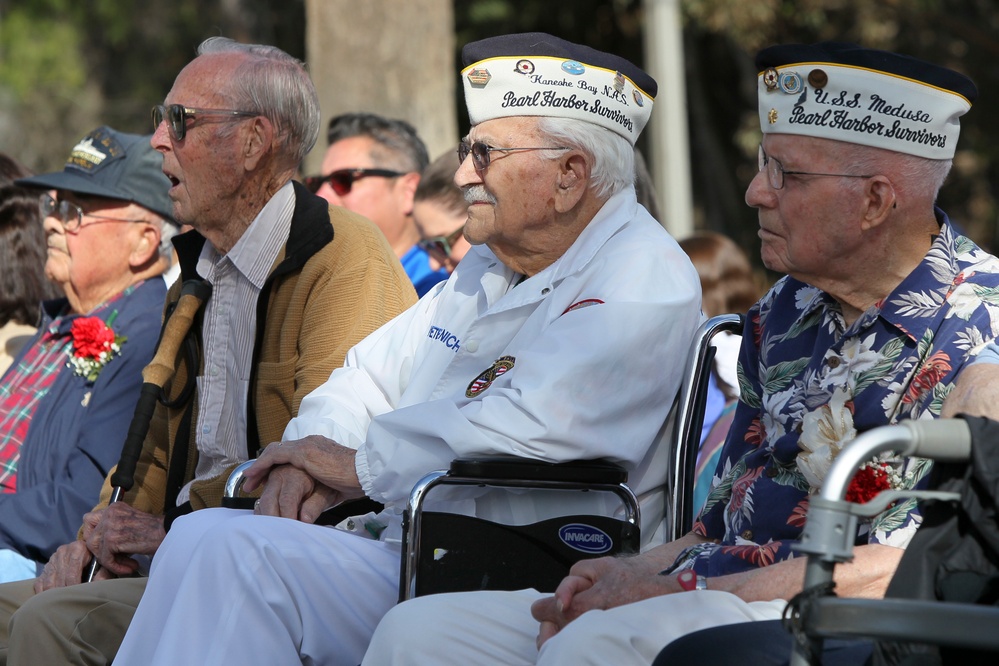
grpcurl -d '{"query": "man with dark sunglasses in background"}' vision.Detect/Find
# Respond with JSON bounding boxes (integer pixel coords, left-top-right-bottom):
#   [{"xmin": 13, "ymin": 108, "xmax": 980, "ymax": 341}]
[{"xmin": 305, "ymin": 112, "xmax": 448, "ymax": 296}]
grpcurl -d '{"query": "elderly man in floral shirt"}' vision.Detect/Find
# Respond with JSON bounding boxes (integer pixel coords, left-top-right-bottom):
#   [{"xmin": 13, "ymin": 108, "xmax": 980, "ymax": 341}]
[{"xmin": 363, "ymin": 42, "xmax": 999, "ymax": 666}]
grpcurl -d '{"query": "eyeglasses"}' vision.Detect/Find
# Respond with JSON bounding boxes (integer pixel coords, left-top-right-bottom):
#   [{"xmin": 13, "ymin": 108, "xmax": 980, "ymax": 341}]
[
  {"xmin": 152, "ymin": 104, "xmax": 258, "ymax": 142},
  {"xmin": 758, "ymin": 145, "xmax": 874, "ymax": 190},
  {"xmin": 457, "ymin": 141, "xmax": 569, "ymax": 171},
  {"xmin": 417, "ymin": 225, "xmax": 465, "ymax": 259},
  {"xmin": 40, "ymin": 192, "xmax": 144, "ymax": 232},
  {"xmin": 302, "ymin": 168, "xmax": 405, "ymax": 196}
]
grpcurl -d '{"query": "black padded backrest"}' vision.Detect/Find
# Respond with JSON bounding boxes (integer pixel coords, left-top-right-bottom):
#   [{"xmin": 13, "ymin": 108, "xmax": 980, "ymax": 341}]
[{"xmin": 414, "ymin": 512, "xmax": 638, "ymax": 597}]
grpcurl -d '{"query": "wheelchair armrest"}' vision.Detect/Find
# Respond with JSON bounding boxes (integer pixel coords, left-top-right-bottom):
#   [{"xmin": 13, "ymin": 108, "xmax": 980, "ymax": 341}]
[
  {"xmin": 448, "ymin": 457, "xmax": 629, "ymax": 485},
  {"xmin": 802, "ymin": 597, "xmax": 999, "ymax": 651}
]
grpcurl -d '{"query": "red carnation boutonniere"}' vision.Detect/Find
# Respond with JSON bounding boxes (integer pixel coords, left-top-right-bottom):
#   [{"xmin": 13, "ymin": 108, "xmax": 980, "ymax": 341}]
[
  {"xmin": 67, "ymin": 311, "xmax": 127, "ymax": 382},
  {"xmin": 845, "ymin": 460, "xmax": 895, "ymax": 504}
]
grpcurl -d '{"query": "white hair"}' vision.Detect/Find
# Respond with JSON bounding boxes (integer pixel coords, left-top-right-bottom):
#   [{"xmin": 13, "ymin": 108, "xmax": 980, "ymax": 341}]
[
  {"xmin": 836, "ymin": 141, "xmax": 952, "ymax": 203},
  {"xmin": 535, "ymin": 117, "xmax": 635, "ymax": 200}
]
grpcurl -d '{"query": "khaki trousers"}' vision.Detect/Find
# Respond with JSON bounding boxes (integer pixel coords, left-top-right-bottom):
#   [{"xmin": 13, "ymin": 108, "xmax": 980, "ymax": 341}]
[{"xmin": 0, "ymin": 577, "xmax": 145, "ymax": 666}]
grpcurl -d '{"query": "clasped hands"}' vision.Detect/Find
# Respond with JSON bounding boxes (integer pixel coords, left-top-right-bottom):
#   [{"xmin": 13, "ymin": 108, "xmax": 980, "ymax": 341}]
[
  {"xmin": 242, "ymin": 434, "xmax": 364, "ymax": 523},
  {"xmin": 530, "ymin": 553, "xmax": 683, "ymax": 649}
]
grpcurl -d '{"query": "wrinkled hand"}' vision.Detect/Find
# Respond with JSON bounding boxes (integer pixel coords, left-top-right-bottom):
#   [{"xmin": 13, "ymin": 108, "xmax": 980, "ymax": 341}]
[
  {"xmin": 531, "ymin": 555, "xmax": 675, "ymax": 648},
  {"xmin": 253, "ymin": 464, "xmax": 343, "ymax": 523},
  {"xmin": 35, "ymin": 538, "xmax": 112, "ymax": 593},
  {"xmin": 242, "ymin": 435, "xmax": 364, "ymax": 502},
  {"xmin": 84, "ymin": 502, "xmax": 167, "ymax": 577}
]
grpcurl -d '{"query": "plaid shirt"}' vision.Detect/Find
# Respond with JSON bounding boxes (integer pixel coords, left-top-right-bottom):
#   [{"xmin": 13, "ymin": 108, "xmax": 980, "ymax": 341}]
[{"xmin": 0, "ymin": 294, "xmax": 126, "ymax": 493}]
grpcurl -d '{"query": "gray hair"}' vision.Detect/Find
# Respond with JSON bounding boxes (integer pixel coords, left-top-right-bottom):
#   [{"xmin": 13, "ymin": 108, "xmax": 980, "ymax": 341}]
[
  {"xmin": 535, "ymin": 117, "xmax": 635, "ymax": 200},
  {"xmin": 197, "ymin": 37, "xmax": 321, "ymax": 165}
]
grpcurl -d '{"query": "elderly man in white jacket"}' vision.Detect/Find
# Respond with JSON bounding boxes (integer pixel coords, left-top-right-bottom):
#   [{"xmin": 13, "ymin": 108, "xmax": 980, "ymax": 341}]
[{"xmin": 111, "ymin": 32, "xmax": 702, "ymax": 666}]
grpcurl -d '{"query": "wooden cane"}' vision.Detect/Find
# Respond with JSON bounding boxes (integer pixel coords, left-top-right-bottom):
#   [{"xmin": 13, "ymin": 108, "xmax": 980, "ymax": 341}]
[{"xmin": 82, "ymin": 278, "xmax": 211, "ymax": 582}]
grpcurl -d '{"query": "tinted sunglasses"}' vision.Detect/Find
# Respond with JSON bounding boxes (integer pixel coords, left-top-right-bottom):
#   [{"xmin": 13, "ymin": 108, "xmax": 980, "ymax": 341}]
[
  {"xmin": 417, "ymin": 225, "xmax": 465, "ymax": 259},
  {"xmin": 152, "ymin": 104, "xmax": 258, "ymax": 142},
  {"xmin": 302, "ymin": 168, "xmax": 405, "ymax": 196}
]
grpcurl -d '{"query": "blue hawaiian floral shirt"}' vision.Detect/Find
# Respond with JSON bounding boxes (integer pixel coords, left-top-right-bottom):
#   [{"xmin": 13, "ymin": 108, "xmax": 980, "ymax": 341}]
[{"xmin": 672, "ymin": 214, "xmax": 999, "ymax": 576}]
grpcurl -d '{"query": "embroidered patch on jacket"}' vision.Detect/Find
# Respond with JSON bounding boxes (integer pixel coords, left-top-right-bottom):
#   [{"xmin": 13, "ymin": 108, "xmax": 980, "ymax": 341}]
[
  {"xmin": 466, "ymin": 355, "xmax": 516, "ymax": 398},
  {"xmin": 561, "ymin": 298, "xmax": 604, "ymax": 315}
]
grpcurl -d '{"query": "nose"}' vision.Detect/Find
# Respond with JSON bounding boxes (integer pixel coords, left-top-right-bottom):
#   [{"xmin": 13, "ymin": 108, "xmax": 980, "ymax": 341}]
[
  {"xmin": 745, "ymin": 169, "xmax": 776, "ymax": 209},
  {"xmin": 42, "ymin": 214, "xmax": 64, "ymax": 236},
  {"xmin": 151, "ymin": 119, "xmax": 171, "ymax": 152},
  {"xmin": 453, "ymin": 153, "xmax": 481, "ymax": 189}
]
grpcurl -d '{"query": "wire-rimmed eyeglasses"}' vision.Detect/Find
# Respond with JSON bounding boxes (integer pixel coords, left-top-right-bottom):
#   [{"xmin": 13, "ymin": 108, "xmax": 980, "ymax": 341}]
[
  {"xmin": 457, "ymin": 141, "xmax": 570, "ymax": 171},
  {"xmin": 40, "ymin": 192, "xmax": 144, "ymax": 233},
  {"xmin": 152, "ymin": 104, "xmax": 258, "ymax": 142},
  {"xmin": 758, "ymin": 144, "xmax": 874, "ymax": 190}
]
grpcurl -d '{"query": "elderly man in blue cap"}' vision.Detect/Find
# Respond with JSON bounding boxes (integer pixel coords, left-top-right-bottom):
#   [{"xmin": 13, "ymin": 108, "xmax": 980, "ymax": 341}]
[
  {"xmin": 362, "ymin": 41, "xmax": 999, "ymax": 666},
  {"xmin": 0, "ymin": 126, "xmax": 177, "ymax": 583},
  {"xmin": 109, "ymin": 32, "xmax": 702, "ymax": 665}
]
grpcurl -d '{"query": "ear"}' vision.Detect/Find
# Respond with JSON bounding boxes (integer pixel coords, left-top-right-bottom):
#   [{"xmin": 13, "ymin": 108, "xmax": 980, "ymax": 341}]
[
  {"xmin": 129, "ymin": 223, "xmax": 162, "ymax": 269},
  {"xmin": 859, "ymin": 175, "xmax": 896, "ymax": 231},
  {"xmin": 243, "ymin": 116, "xmax": 275, "ymax": 171},
  {"xmin": 396, "ymin": 171, "xmax": 422, "ymax": 216},
  {"xmin": 553, "ymin": 151, "xmax": 590, "ymax": 213}
]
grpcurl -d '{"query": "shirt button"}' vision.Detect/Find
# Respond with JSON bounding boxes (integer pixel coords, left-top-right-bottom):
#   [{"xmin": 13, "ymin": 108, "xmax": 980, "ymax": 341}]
[
  {"xmin": 827, "ymin": 357, "xmax": 841, "ymax": 368},
  {"xmin": 202, "ymin": 425, "xmax": 211, "ymax": 434},
  {"xmin": 210, "ymin": 367, "xmax": 219, "ymax": 377},
  {"xmin": 766, "ymin": 467, "xmax": 778, "ymax": 478},
  {"xmin": 465, "ymin": 340, "xmax": 479, "ymax": 353},
  {"xmin": 741, "ymin": 529, "xmax": 754, "ymax": 541}
]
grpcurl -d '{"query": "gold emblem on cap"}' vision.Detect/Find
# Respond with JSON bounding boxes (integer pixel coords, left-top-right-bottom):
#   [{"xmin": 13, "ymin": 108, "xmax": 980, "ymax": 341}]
[
  {"xmin": 466, "ymin": 68, "xmax": 491, "ymax": 89},
  {"xmin": 807, "ymin": 69, "xmax": 828, "ymax": 89},
  {"xmin": 768, "ymin": 108, "xmax": 778, "ymax": 125},
  {"xmin": 763, "ymin": 68, "xmax": 779, "ymax": 91}
]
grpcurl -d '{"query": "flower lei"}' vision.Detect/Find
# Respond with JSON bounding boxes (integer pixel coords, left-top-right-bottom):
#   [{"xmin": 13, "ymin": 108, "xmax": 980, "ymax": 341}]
[
  {"xmin": 67, "ymin": 310, "xmax": 127, "ymax": 382},
  {"xmin": 796, "ymin": 388, "xmax": 910, "ymax": 505}
]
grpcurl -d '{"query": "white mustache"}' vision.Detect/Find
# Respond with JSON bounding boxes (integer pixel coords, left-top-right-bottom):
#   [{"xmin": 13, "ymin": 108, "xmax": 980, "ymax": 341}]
[{"xmin": 463, "ymin": 186, "xmax": 497, "ymax": 205}]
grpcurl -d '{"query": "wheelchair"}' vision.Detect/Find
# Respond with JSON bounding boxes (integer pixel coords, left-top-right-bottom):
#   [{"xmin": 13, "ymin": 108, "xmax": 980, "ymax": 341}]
[
  {"xmin": 225, "ymin": 314, "xmax": 745, "ymax": 603},
  {"xmin": 787, "ymin": 416, "xmax": 999, "ymax": 665}
]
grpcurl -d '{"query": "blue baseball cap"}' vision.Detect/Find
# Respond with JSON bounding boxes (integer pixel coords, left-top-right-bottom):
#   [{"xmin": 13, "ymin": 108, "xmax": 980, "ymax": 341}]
[{"xmin": 17, "ymin": 125, "xmax": 177, "ymax": 225}]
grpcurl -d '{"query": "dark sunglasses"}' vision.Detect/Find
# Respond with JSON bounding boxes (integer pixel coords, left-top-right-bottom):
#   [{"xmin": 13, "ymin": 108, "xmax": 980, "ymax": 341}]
[
  {"xmin": 417, "ymin": 226, "xmax": 465, "ymax": 259},
  {"xmin": 152, "ymin": 104, "xmax": 258, "ymax": 142},
  {"xmin": 302, "ymin": 168, "xmax": 406, "ymax": 196},
  {"xmin": 457, "ymin": 141, "xmax": 569, "ymax": 171}
]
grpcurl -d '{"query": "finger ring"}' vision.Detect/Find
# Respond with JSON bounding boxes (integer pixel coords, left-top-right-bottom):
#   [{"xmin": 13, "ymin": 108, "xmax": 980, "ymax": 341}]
[{"xmin": 254, "ymin": 499, "xmax": 261, "ymax": 509}]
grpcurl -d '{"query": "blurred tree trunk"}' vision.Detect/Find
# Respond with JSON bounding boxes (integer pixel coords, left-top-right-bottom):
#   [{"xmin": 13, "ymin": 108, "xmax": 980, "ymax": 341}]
[{"xmin": 304, "ymin": 0, "xmax": 457, "ymax": 171}]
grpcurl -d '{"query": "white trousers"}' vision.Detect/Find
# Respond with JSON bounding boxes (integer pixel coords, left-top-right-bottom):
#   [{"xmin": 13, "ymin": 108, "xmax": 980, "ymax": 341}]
[
  {"xmin": 363, "ymin": 588, "xmax": 787, "ymax": 665},
  {"xmin": 112, "ymin": 508, "xmax": 400, "ymax": 666}
]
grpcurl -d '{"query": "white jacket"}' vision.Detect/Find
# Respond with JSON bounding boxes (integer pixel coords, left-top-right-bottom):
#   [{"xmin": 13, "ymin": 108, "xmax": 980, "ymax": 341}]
[{"xmin": 285, "ymin": 187, "xmax": 702, "ymax": 542}]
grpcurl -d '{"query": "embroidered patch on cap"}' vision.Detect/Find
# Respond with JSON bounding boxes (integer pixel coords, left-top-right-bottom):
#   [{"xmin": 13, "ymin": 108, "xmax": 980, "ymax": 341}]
[
  {"xmin": 466, "ymin": 355, "xmax": 516, "ymax": 398},
  {"xmin": 66, "ymin": 127, "xmax": 124, "ymax": 173}
]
